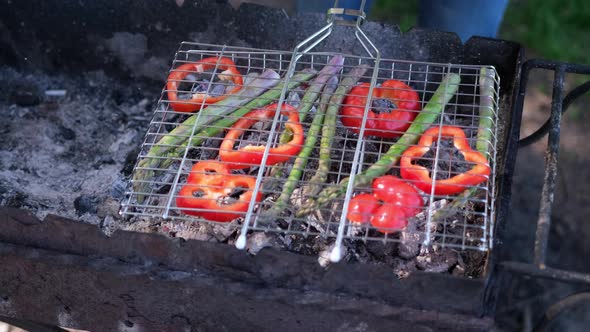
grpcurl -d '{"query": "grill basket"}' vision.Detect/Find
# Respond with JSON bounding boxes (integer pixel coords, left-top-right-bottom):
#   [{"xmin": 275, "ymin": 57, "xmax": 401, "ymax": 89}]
[{"xmin": 121, "ymin": 5, "xmax": 501, "ymax": 262}]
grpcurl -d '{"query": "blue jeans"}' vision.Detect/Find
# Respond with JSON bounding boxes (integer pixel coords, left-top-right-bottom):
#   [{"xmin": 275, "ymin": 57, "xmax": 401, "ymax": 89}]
[
  {"xmin": 297, "ymin": 0, "xmax": 508, "ymax": 42},
  {"xmin": 418, "ymin": 0, "xmax": 509, "ymax": 42}
]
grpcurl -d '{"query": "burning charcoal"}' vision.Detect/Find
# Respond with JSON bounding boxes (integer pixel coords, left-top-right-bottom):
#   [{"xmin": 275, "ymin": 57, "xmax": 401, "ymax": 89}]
[
  {"xmin": 100, "ymin": 215, "xmax": 119, "ymax": 237},
  {"xmin": 416, "ymin": 139, "xmax": 470, "ymax": 180},
  {"xmin": 56, "ymin": 125, "xmax": 76, "ymax": 141},
  {"xmin": 246, "ymin": 232, "xmax": 279, "ymax": 255},
  {"xmin": 121, "ymin": 148, "xmax": 140, "ymax": 176},
  {"xmin": 97, "ymin": 197, "xmax": 121, "ymax": 218},
  {"xmin": 164, "ymin": 221, "xmax": 215, "ymax": 242},
  {"xmin": 211, "ymin": 222, "xmax": 237, "ymax": 242},
  {"xmin": 364, "ymin": 240, "xmax": 397, "ymax": 259},
  {"xmin": 348, "ymin": 242, "xmax": 371, "ymax": 264},
  {"xmin": 289, "ymin": 187, "xmax": 305, "ymax": 207},
  {"xmin": 74, "ymin": 194, "xmax": 101, "ymax": 216},
  {"xmin": 190, "ymin": 81, "xmax": 207, "ymax": 93},
  {"xmin": 398, "ymin": 219, "xmax": 422, "ymax": 259},
  {"xmin": 392, "ymin": 257, "xmax": 418, "ymax": 279},
  {"xmin": 452, "ymin": 254, "xmax": 467, "ymax": 276},
  {"xmin": 416, "ymin": 246, "xmax": 458, "ymax": 273},
  {"xmin": 10, "ymin": 82, "xmax": 42, "ymax": 107}
]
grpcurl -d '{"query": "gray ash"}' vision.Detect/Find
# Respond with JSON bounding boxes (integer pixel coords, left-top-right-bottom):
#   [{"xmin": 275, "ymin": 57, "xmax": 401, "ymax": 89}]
[{"xmin": 414, "ymin": 139, "xmax": 470, "ymax": 180}]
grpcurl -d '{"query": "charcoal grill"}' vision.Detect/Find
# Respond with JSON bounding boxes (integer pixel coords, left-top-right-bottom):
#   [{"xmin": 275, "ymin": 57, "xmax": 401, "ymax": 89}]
[
  {"xmin": 1, "ymin": 1, "xmax": 590, "ymax": 331},
  {"xmin": 122, "ymin": 5, "xmax": 501, "ymax": 261}
]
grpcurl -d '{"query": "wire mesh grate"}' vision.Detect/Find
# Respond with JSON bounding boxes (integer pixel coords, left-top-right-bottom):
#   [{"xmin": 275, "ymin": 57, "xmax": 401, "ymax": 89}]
[{"xmin": 121, "ymin": 41, "xmax": 501, "ymax": 255}]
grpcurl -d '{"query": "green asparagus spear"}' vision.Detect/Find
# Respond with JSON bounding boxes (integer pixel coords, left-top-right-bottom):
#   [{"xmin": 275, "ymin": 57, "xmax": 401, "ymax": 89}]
[
  {"xmin": 269, "ymin": 56, "xmax": 345, "ymax": 181},
  {"xmin": 431, "ymin": 67, "xmax": 496, "ymax": 220},
  {"xmin": 277, "ymin": 55, "xmax": 345, "ymax": 145},
  {"xmin": 302, "ymin": 65, "xmax": 368, "ymax": 205},
  {"xmin": 263, "ymin": 75, "xmax": 340, "ymax": 218},
  {"xmin": 296, "ymin": 72, "xmax": 462, "ymax": 217}
]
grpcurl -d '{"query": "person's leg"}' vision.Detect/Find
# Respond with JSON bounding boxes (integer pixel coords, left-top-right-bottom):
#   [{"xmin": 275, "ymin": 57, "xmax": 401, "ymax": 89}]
[
  {"xmin": 418, "ymin": 0, "xmax": 509, "ymax": 42},
  {"xmin": 297, "ymin": 0, "xmax": 375, "ymax": 15}
]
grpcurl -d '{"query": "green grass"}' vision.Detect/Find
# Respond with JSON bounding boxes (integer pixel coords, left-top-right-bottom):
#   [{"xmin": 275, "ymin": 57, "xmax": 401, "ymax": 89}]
[
  {"xmin": 500, "ymin": 0, "xmax": 590, "ymax": 65},
  {"xmin": 370, "ymin": 0, "xmax": 590, "ymax": 65},
  {"xmin": 369, "ymin": 0, "xmax": 418, "ymax": 32}
]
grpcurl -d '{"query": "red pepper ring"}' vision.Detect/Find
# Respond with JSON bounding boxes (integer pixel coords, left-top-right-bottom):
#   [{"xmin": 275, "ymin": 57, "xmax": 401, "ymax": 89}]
[
  {"xmin": 186, "ymin": 159, "xmax": 230, "ymax": 183},
  {"xmin": 176, "ymin": 160, "xmax": 262, "ymax": 222},
  {"xmin": 347, "ymin": 175, "xmax": 424, "ymax": 234},
  {"xmin": 340, "ymin": 80, "xmax": 421, "ymax": 138},
  {"xmin": 400, "ymin": 126, "xmax": 491, "ymax": 196},
  {"xmin": 219, "ymin": 103, "xmax": 304, "ymax": 170},
  {"xmin": 166, "ymin": 57, "xmax": 243, "ymax": 113}
]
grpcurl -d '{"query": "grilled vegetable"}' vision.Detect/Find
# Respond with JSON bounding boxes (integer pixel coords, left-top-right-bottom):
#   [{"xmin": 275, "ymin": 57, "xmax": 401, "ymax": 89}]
[
  {"xmin": 347, "ymin": 175, "xmax": 423, "ymax": 233},
  {"xmin": 431, "ymin": 68, "xmax": 497, "ymax": 220},
  {"xmin": 370, "ymin": 204, "xmax": 408, "ymax": 234},
  {"xmin": 302, "ymin": 65, "xmax": 368, "ymax": 202},
  {"xmin": 133, "ymin": 70, "xmax": 316, "ymax": 202},
  {"xmin": 264, "ymin": 76, "xmax": 340, "ymax": 218},
  {"xmin": 341, "ymin": 80, "xmax": 421, "ymax": 138},
  {"xmin": 400, "ymin": 126, "xmax": 491, "ymax": 196},
  {"xmin": 219, "ymin": 103, "xmax": 304, "ymax": 169},
  {"xmin": 167, "ymin": 57, "xmax": 244, "ymax": 113},
  {"xmin": 347, "ymin": 193, "xmax": 380, "ymax": 224},
  {"xmin": 297, "ymin": 72, "xmax": 461, "ymax": 217},
  {"xmin": 175, "ymin": 160, "xmax": 262, "ymax": 222}
]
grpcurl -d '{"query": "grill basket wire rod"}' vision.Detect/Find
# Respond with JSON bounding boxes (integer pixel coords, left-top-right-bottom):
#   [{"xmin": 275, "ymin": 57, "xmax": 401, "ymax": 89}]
[
  {"xmin": 122, "ymin": 12, "xmax": 502, "ymax": 254},
  {"xmin": 235, "ymin": 2, "xmax": 339, "ymax": 250},
  {"xmin": 326, "ymin": 1, "xmax": 382, "ymax": 262},
  {"xmin": 486, "ymin": 68, "xmax": 500, "ymax": 249},
  {"xmin": 234, "ymin": 0, "xmax": 385, "ymax": 256},
  {"xmin": 423, "ymin": 64, "xmax": 453, "ymax": 247}
]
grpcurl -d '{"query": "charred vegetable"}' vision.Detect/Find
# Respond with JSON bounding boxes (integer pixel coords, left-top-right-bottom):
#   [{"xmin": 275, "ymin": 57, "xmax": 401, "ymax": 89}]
[
  {"xmin": 133, "ymin": 70, "xmax": 317, "ymax": 202},
  {"xmin": 297, "ymin": 72, "xmax": 461, "ymax": 217},
  {"xmin": 340, "ymin": 80, "xmax": 421, "ymax": 138},
  {"xmin": 301, "ymin": 65, "xmax": 369, "ymax": 205},
  {"xmin": 219, "ymin": 103, "xmax": 304, "ymax": 169},
  {"xmin": 167, "ymin": 57, "xmax": 243, "ymax": 113},
  {"xmin": 348, "ymin": 176, "xmax": 423, "ymax": 233},
  {"xmin": 400, "ymin": 126, "xmax": 491, "ymax": 196},
  {"xmin": 175, "ymin": 160, "xmax": 262, "ymax": 222}
]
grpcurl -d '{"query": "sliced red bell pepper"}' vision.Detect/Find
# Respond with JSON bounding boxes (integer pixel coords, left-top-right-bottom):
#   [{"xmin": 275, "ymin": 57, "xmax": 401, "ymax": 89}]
[
  {"xmin": 370, "ymin": 204, "xmax": 409, "ymax": 234},
  {"xmin": 340, "ymin": 80, "xmax": 421, "ymax": 138},
  {"xmin": 219, "ymin": 103, "xmax": 304, "ymax": 170},
  {"xmin": 400, "ymin": 126, "xmax": 491, "ymax": 196},
  {"xmin": 167, "ymin": 57, "xmax": 243, "ymax": 113},
  {"xmin": 347, "ymin": 175, "xmax": 423, "ymax": 234},
  {"xmin": 176, "ymin": 160, "xmax": 262, "ymax": 222},
  {"xmin": 347, "ymin": 193, "xmax": 380, "ymax": 224}
]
